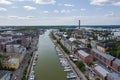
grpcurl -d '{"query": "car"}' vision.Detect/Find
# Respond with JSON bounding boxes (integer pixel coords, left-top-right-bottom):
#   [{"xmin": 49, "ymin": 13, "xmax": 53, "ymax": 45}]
[{"xmin": 69, "ymin": 54, "xmax": 78, "ymax": 62}]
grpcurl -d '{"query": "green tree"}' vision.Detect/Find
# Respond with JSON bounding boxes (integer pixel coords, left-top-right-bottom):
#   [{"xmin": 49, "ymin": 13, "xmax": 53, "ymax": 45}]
[
  {"xmin": 75, "ymin": 61, "xmax": 86, "ymax": 72},
  {"xmin": 116, "ymin": 46, "xmax": 120, "ymax": 58},
  {"xmin": 95, "ymin": 78, "xmax": 100, "ymax": 80}
]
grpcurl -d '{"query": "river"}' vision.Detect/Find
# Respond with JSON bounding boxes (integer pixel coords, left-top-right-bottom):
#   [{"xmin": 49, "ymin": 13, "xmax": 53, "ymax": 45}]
[{"xmin": 34, "ymin": 30, "xmax": 66, "ymax": 80}]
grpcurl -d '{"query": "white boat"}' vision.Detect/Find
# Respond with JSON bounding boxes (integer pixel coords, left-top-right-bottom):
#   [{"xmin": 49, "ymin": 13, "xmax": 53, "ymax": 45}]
[
  {"xmin": 33, "ymin": 62, "xmax": 36, "ymax": 66},
  {"xmin": 64, "ymin": 66, "xmax": 71, "ymax": 69},
  {"xmin": 30, "ymin": 70, "xmax": 35, "ymax": 80},
  {"xmin": 64, "ymin": 68, "xmax": 71, "ymax": 72},
  {"xmin": 58, "ymin": 53, "xmax": 63, "ymax": 56},
  {"xmin": 30, "ymin": 75, "xmax": 34, "ymax": 80},
  {"xmin": 67, "ymin": 73, "xmax": 77, "ymax": 79}
]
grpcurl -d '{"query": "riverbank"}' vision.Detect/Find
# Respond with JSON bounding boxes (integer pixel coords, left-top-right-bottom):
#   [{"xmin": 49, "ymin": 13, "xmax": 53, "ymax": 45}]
[
  {"xmin": 22, "ymin": 36, "xmax": 39, "ymax": 80},
  {"xmin": 50, "ymin": 32, "xmax": 87, "ymax": 80},
  {"xmin": 34, "ymin": 30, "xmax": 66, "ymax": 80}
]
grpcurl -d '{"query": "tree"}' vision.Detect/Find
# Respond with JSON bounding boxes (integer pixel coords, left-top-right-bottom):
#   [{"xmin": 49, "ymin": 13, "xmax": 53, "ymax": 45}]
[
  {"xmin": 116, "ymin": 46, "xmax": 120, "ymax": 58},
  {"xmin": 87, "ymin": 62, "xmax": 94, "ymax": 67},
  {"xmin": 93, "ymin": 36, "xmax": 97, "ymax": 40},
  {"xmin": 75, "ymin": 61, "xmax": 86, "ymax": 72},
  {"xmin": 95, "ymin": 78, "xmax": 100, "ymax": 80}
]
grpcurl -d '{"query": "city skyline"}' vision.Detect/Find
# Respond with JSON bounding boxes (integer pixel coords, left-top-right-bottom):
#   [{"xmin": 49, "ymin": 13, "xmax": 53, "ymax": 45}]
[{"xmin": 0, "ymin": 0, "xmax": 120, "ymax": 25}]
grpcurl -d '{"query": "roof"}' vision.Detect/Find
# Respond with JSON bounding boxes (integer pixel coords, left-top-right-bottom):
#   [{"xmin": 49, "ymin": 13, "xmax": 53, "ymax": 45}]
[
  {"xmin": 78, "ymin": 50, "xmax": 89, "ymax": 57},
  {"xmin": 8, "ymin": 58, "xmax": 19, "ymax": 64},
  {"xmin": 94, "ymin": 65, "xmax": 109, "ymax": 77},
  {"xmin": 0, "ymin": 71, "xmax": 10, "ymax": 79},
  {"xmin": 108, "ymin": 72, "xmax": 120, "ymax": 80},
  {"xmin": 69, "ymin": 38, "xmax": 76, "ymax": 42},
  {"xmin": 92, "ymin": 48, "xmax": 115, "ymax": 60},
  {"xmin": 97, "ymin": 42, "xmax": 115, "ymax": 48},
  {"xmin": 63, "ymin": 34, "xmax": 68, "ymax": 38},
  {"xmin": 113, "ymin": 58, "xmax": 120, "ymax": 66},
  {"xmin": 6, "ymin": 44, "xmax": 20, "ymax": 47}
]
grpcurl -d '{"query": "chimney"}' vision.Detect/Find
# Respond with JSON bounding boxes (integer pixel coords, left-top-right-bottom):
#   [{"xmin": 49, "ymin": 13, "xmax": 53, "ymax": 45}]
[{"xmin": 79, "ymin": 20, "xmax": 80, "ymax": 29}]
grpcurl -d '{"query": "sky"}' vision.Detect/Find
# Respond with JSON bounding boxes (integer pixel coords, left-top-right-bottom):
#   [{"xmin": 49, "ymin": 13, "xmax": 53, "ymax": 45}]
[{"xmin": 0, "ymin": 0, "xmax": 120, "ymax": 25}]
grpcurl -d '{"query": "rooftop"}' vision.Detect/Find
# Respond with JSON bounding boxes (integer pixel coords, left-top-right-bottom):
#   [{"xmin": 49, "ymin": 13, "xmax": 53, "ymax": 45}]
[
  {"xmin": 113, "ymin": 58, "xmax": 120, "ymax": 66},
  {"xmin": 78, "ymin": 50, "xmax": 90, "ymax": 57},
  {"xmin": 63, "ymin": 34, "xmax": 68, "ymax": 38},
  {"xmin": 92, "ymin": 48, "xmax": 115, "ymax": 60},
  {"xmin": 94, "ymin": 65, "xmax": 109, "ymax": 77},
  {"xmin": 8, "ymin": 58, "xmax": 19, "ymax": 64},
  {"xmin": 69, "ymin": 38, "xmax": 76, "ymax": 42},
  {"xmin": 6, "ymin": 44, "xmax": 21, "ymax": 47},
  {"xmin": 108, "ymin": 72, "xmax": 120, "ymax": 80},
  {"xmin": 0, "ymin": 71, "xmax": 10, "ymax": 79}
]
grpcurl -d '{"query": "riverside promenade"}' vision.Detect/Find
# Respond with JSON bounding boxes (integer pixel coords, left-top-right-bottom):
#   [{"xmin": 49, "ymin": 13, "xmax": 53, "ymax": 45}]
[{"xmin": 50, "ymin": 34, "xmax": 87, "ymax": 80}]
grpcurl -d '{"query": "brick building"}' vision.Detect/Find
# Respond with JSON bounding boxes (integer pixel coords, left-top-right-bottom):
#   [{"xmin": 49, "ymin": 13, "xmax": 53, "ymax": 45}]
[{"xmin": 77, "ymin": 50, "xmax": 93, "ymax": 63}]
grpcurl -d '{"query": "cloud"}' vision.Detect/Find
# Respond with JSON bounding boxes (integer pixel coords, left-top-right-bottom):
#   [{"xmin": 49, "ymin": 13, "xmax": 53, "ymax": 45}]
[
  {"xmin": 0, "ymin": 0, "xmax": 12, "ymax": 5},
  {"xmin": 80, "ymin": 8, "xmax": 86, "ymax": 11},
  {"xmin": 33, "ymin": 0, "xmax": 56, "ymax": 5},
  {"xmin": 61, "ymin": 9, "xmax": 70, "ymax": 13},
  {"xmin": 90, "ymin": 0, "xmax": 111, "ymax": 6},
  {"xmin": 105, "ymin": 11, "xmax": 115, "ymax": 17},
  {"xmin": 11, "ymin": 6, "xmax": 17, "ymax": 9},
  {"xmin": 113, "ymin": 1, "xmax": 120, "ymax": 6},
  {"xmin": 0, "ymin": 7, "xmax": 7, "ymax": 11},
  {"xmin": 33, "ymin": 15, "xmax": 120, "ymax": 25},
  {"xmin": 53, "ymin": 10, "xmax": 59, "ymax": 13},
  {"xmin": 90, "ymin": 0, "xmax": 120, "ymax": 6},
  {"xmin": 24, "ymin": 6, "xmax": 36, "ymax": 10},
  {"xmin": 8, "ymin": 16, "xmax": 34, "ymax": 20},
  {"xmin": 43, "ymin": 11, "xmax": 49, "ymax": 13},
  {"xmin": 64, "ymin": 4, "xmax": 74, "ymax": 7}
]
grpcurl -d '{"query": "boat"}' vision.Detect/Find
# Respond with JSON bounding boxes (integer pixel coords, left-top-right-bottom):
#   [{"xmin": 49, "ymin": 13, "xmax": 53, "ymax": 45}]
[
  {"xmin": 30, "ymin": 75, "xmax": 34, "ymax": 80},
  {"xmin": 33, "ymin": 62, "xmax": 36, "ymax": 66},
  {"xmin": 35, "ymin": 54, "xmax": 38, "ymax": 61},
  {"xmin": 67, "ymin": 73, "xmax": 77, "ymax": 79},
  {"xmin": 30, "ymin": 70, "xmax": 35, "ymax": 80},
  {"xmin": 64, "ymin": 68, "xmax": 71, "ymax": 72}
]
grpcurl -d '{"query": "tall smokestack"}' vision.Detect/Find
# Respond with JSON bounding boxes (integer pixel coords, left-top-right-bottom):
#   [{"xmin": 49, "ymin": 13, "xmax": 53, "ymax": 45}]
[{"xmin": 79, "ymin": 20, "xmax": 80, "ymax": 29}]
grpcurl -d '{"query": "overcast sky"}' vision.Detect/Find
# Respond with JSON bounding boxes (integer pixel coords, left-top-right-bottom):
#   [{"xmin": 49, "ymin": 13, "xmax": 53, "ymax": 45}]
[{"xmin": 0, "ymin": 0, "xmax": 120, "ymax": 25}]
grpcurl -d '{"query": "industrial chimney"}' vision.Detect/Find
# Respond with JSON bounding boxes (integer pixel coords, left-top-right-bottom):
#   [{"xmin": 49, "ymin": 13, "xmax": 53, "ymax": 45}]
[{"xmin": 78, "ymin": 20, "xmax": 80, "ymax": 29}]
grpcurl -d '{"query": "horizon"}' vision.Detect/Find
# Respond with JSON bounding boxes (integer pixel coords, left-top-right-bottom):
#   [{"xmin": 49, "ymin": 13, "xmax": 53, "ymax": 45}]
[{"xmin": 0, "ymin": 0, "xmax": 120, "ymax": 25}]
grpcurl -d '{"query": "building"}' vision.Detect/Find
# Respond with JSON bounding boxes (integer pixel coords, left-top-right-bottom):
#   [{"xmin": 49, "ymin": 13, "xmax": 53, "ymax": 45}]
[
  {"xmin": 77, "ymin": 20, "xmax": 83, "ymax": 35},
  {"xmin": 96, "ymin": 42, "xmax": 115, "ymax": 52},
  {"xmin": 111, "ymin": 58, "xmax": 120, "ymax": 73},
  {"xmin": 94, "ymin": 65, "xmax": 109, "ymax": 80},
  {"xmin": 0, "ymin": 71, "xmax": 11, "ymax": 80},
  {"xmin": 96, "ymin": 42, "xmax": 107, "ymax": 52},
  {"xmin": 80, "ymin": 39, "xmax": 90, "ymax": 45},
  {"xmin": 107, "ymin": 72, "xmax": 120, "ymax": 80},
  {"xmin": 113, "ymin": 31, "xmax": 120, "ymax": 37},
  {"xmin": 2, "ymin": 58, "xmax": 19, "ymax": 69},
  {"xmin": 6, "ymin": 44, "xmax": 21, "ymax": 53},
  {"xmin": 5, "ymin": 44, "xmax": 26, "ymax": 63},
  {"xmin": 91, "ymin": 48, "xmax": 115, "ymax": 67},
  {"xmin": 77, "ymin": 50, "xmax": 93, "ymax": 63},
  {"xmin": 6, "ymin": 44, "xmax": 26, "ymax": 53}
]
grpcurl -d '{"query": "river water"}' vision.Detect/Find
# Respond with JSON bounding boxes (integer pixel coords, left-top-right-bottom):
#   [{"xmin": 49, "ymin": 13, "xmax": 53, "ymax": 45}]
[{"xmin": 34, "ymin": 30, "xmax": 66, "ymax": 80}]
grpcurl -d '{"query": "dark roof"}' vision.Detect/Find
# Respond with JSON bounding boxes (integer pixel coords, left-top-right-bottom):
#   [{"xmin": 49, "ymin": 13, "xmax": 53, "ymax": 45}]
[
  {"xmin": 92, "ymin": 48, "xmax": 115, "ymax": 60},
  {"xmin": 97, "ymin": 42, "xmax": 115, "ymax": 48}
]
